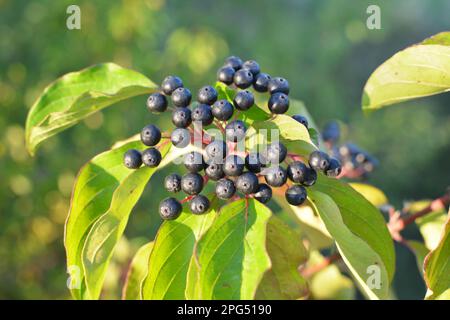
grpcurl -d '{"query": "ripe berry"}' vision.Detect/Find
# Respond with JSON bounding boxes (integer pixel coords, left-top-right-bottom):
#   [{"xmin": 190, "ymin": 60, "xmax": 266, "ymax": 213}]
[
  {"xmin": 287, "ymin": 161, "xmax": 309, "ymax": 184},
  {"xmin": 124, "ymin": 149, "xmax": 142, "ymax": 169},
  {"xmin": 197, "ymin": 86, "xmax": 218, "ymax": 105},
  {"xmin": 217, "ymin": 66, "xmax": 235, "ymax": 85},
  {"xmin": 147, "ymin": 93, "xmax": 168, "ymax": 113},
  {"xmin": 191, "ymin": 104, "xmax": 214, "ymax": 126},
  {"xmin": 205, "ymin": 162, "xmax": 225, "ymax": 181},
  {"xmin": 325, "ymin": 158, "xmax": 342, "ymax": 177},
  {"xmin": 264, "ymin": 166, "xmax": 287, "ymax": 187},
  {"xmin": 233, "ymin": 90, "xmax": 254, "ymax": 110},
  {"xmin": 172, "ymin": 87, "xmax": 192, "ymax": 107},
  {"xmin": 171, "ymin": 128, "xmax": 190, "ymax": 148},
  {"xmin": 212, "ymin": 99, "xmax": 234, "ymax": 121},
  {"xmin": 245, "ymin": 152, "xmax": 266, "ymax": 173},
  {"xmin": 164, "ymin": 173, "xmax": 181, "ymax": 192},
  {"xmin": 161, "ymin": 76, "xmax": 183, "ymax": 95},
  {"xmin": 268, "ymin": 93, "xmax": 289, "ymax": 114},
  {"xmin": 309, "ymin": 151, "xmax": 330, "ymax": 172},
  {"xmin": 268, "ymin": 77, "xmax": 289, "ymax": 94},
  {"xmin": 181, "ymin": 173, "xmax": 204, "ymax": 195},
  {"xmin": 225, "ymin": 120, "xmax": 246, "ymax": 142},
  {"xmin": 223, "ymin": 155, "xmax": 245, "ymax": 176},
  {"xmin": 184, "ymin": 152, "xmax": 205, "ymax": 173},
  {"xmin": 159, "ymin": 197, "xmax": 182, "ymax": 220},
  {"xmin": 142, "ymin": 147, "xmax": 162, "ymax": 167},
  {"xmin": 253, "ymin": 73, "xmax": 271, "ymax": 92},
  {"xmin": 190, "ymin": 194, "xmax": 210, "ymax": 214},
  {"xmin": 322, "ymin": 121, "xmax": 340, "ymax": 144},
  {"xmin": 254, "ymin": 184, "xmax": 272, "ymax": 203},
  {"xmin": 302, "ymin": 167, "xmax": 317, "ymax": 186},
  {"xmin": 242, "ymin": 60, "xmax": 260, "ymax": 76},
  {"xmin": 233, "ymin": 69, "xmax": 253, "ymax": 89},
  {"xmin": 141, "ymin": 124, "xmax": 161, "ymax": 146},
  {"xmin": 205, "ymin": 140, "xmax": 227, "ymax": 164},
  {"xmin": 285, "ymin": 185, "xmax": 307, "ymax": 206},
  {"xmin": 172, "ymin": 107, "xmax": 192, "ymax": 128},
  {"xmin": 236, "ymin": 172, "xmax": 259, "ymax": 194},
  {"xmin": 292, "ymin": 115, "xmax": 309, "ymax": 128},
  {"xmin": 266, "ymin": 142, "xmax": 287, "ymax": 164},
  {"xmin": 224, "ymin": 56, "xmax": 243, "ymax": 71},
  {"xmin": 215, "ymin": 178, "xmax": 236, "ymax": 199}
]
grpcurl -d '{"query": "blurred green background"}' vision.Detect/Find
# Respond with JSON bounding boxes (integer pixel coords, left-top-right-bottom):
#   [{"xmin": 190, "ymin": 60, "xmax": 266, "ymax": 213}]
[{"xmin": 0, "ymin": 0, "xmax": 449, "ymax": 299}]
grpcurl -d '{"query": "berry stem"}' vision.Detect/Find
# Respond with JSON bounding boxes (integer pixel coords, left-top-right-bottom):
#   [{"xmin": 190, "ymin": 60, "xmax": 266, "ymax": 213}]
[
  {"xmin": 180, "ymin": 195, "xmax": 195, "ymax": 204},
  {"xmin": 300, "ymin": 253, "xmax": 341, "ymax": 278}
]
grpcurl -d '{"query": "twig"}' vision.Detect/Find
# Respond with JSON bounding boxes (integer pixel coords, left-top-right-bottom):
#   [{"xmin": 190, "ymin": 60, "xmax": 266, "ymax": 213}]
[{"xmin": 300, "ymin": 253, "xmax": 341, "ymax": 278}]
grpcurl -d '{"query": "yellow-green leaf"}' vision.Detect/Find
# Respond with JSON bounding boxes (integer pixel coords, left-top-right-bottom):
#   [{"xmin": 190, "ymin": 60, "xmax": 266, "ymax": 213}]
[
  {"xmin": 122, "ymin": 242, "xmax": 154, "ymax": 300},
  {"xmin": 362, "ymin": 31, "xmax": 450, "ymax": 111},
  {"xmin": 349, "ymin": 183, "xmax": 388, "ymax": 207}
]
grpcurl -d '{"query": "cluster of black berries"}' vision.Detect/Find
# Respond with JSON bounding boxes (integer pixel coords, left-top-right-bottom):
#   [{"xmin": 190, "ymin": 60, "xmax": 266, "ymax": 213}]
[
  {"xmin": 321, "ymin": 121, "xmax": 378, "ymax": 178},
  {"xmin": 123, "ymin": 56, "xmax": 342, "ymax": 221}
]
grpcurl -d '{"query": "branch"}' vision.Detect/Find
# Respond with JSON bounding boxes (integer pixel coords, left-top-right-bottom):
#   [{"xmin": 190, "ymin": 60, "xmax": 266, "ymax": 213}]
[{"xmin": 300, "ymin": 253, "xmax": 341, "ymax": 278}]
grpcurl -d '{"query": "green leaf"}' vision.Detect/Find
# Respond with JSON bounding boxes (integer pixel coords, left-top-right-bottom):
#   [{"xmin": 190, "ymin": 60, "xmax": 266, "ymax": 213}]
[
  {"xmin": 412, "ymin": 201, "xmax": 448, "ymax": 250},
  {"xmin": 122, "ymin": 242, "xmax": 154, "ymax": 300},
  {"xmin": 25, "ymin": 63, "xmax": 156, "ymax": 155},
  {"xmin": 255, "ymin": 216, "xmax": 309, "ymax": 300},
  {"xmin": 80, "ymin": 141, "xmax": 171, "ymax": 299},
  {"xmin": 308, "ymin": 251, "xmax": 355, "ymax": 300},
  {"xmin": 362, "ymin": 31, "xmax": 450, "ymax": 111},
  {"xmin": 141, "ymin": 200, "xmax": 217, "ymax": 300},
  {"xmin": 349, "ymin": 183, "xmax": 388, "ymax": 207},
  {"xmin": 309, "ymin": 178, "xmax": 395, "ymax": 299},
  {"xmin": 185, "ymin": 199, "xmax": 272, "ymax": 299},
  {"xmin": 424, "ymin": 216, "xmax": 450, "ymax": 300}
]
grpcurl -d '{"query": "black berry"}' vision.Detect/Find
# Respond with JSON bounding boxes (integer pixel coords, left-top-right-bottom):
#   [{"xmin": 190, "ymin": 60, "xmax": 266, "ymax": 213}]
[
  {"xmin": 172, "ymin": 87, "xmax": 192, "ymax": 107},
  {"xmin": 285, "ymin": 185, "xmax": 307, "ymax": 206},
  {"xmin": 172, "ymin": 107, "xmax": 192, "ymax": 128},
  {"xmin": 224, "ymin": 56, "xmax": 243, "ymax": 71},
  {"xmin": 215, "ymin": 178, "xmax": 236, "ymax": 199},
  {"xmin": 147, "ymin": 93, "xmax": 168, "ymax": 113},
  {"xmin": 287, "ymin": 161, "xmax": 309, "ymax": 184},
  {"xmin": 191, "ymin": 104, "xmax": 214, "ymax": 126},
  {"xmin": 184, "ymin": 151, "xmax": 205, "ymax": 173},
  {"xmin": 190, "ymin": 194, "xmax": 210, "ymax": 214},
  {"xmin": 197, "ymin": 85, "xmax": 218, "ymax": 105},
  {"xmin": 161, "ymin": 76, "xmax": 183, "ymax": 95},
  {"xmin": 140, "ymin": 124, "xmax": 161, "ymax": 146},
  {"xmin": 171, "ymin": 128, "xmax": 191, "ymax": 148},
  {"xmin": 266, "ymin": 142, "xmax": 287, "ymax": 164},
  {"xmin": 233, "ymin": 90, "xmax": 254, "ymax": 110},
  {"xmin": 159, "ymin": 197, "xmax": 182, "ymax": 220},
  {"xmin": 223, "ymin": 155, "xmax": 245, "ymax": 176},
  {"xmin": 292, "ymin": 115, "xmax": 309, "ymax": 128},
  {"xmin": 268, "ymin": 93, "xmax": 289, "ymax": 114},
  {"xmin": 253, "ymin": 73, "xmax": 271, "ymax": 92},
  {"xmin": 233, "ymin": 69, "xmax": 253, "ymax": 89},
  {"xmin": 205, "ymin": 140, "xmax": 227, "ymax": 164},
  {"xmin": 142, "ymin": 147, "xmax": 162, "ymax": 167},
  {"xmin": 264, "ymin": 166, "xmax": 287, "ymax": 187},
  {"xmin": 181, "ymin": 173, "xmax": 204, "ymax": 195},
  {"xmin": 164, "ymin": 173, "xmax": 181, "ymax": 192},
  {"xmin": 205, "ymin": 162, "xmax": 225, "ymax": 181},
  {"xmin": 242, "ymin": 60, "xmax": 260, "ymax": 76},
  {"xmin": 254, "ymin": 184, "xmax": 272, "ymax": 203},
  {"xmin": 325, "ymin": 158, "xmax": 342, "ymax": 177},
  {"xmin": 124, "ymin": 149, "xmax": 142, "ymax": 169},
  {"xmin": 268, "ymin": 77, "xmax": 290, "ymax": 94},
  {"xmin": 302, "ymin": 167, "xmax": 317, "ymax": 186},
  {"xmin": 225, "ymin": 120, "xmax": 246, "ymax": 142},
  {"xmin": 217, "ymin": 66, "xmax": 235, "ymax": 85},
  {"xmin": 245, "ymin": 152, "xmax": 266, "ymax": 173},
  {"xmin": 236, "ymin": 172, "xmax": 259, "ymax": 194},
  {"xmin": 309, "ymin": 151, "xmax": 330, "ymax": 172},
  {"xmin": 212, "ymin": 99, "xmax": 234, "ymax": 121},
  {"xmin": 322, "ymin": 121, "xmax": 340, "ymax": 144}
]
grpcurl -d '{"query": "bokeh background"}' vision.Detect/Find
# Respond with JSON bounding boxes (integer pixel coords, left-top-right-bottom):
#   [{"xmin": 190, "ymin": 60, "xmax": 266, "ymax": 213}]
[{"xmin": 0, "ymin": 0, "xmax": 449, "ymax": 299}]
